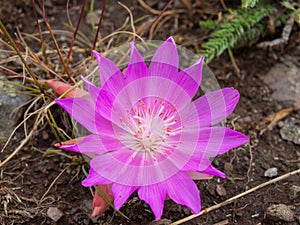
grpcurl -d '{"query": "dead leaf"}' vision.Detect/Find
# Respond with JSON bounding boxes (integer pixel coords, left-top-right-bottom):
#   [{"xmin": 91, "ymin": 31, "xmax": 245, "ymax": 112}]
[{"xmin": 266, "ymin": 108, "xmax": 293, "ymax": 130}]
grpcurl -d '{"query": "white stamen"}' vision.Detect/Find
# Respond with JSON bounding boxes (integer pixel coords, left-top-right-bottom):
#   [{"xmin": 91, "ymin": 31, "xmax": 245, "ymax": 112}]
[{"xmin": 119, "ymin": 99, "xmax": 183, "ymax": 161}]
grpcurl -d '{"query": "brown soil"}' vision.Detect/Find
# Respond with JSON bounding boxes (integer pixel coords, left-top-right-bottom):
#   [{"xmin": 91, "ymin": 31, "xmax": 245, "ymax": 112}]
[{"xmin": 1, "ymin": 1, "xmax": 299, "ymax": 225}]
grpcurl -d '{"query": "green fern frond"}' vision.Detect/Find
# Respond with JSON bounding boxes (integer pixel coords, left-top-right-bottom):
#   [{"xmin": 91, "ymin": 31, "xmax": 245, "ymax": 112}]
[
  {"xmin": 242, "ymin": 0, "xmax": 259, "ymax": 9},
  {"xmin": 281, "ymin": 1, "xmax": 295, "ymax": 10},
  {"xmin": 198, "ymin": 5, "xmax": 276, "ymax": 63},
  {"xmin": 199, "ymin": 20, "xmax": 219, "ymax": 31}
]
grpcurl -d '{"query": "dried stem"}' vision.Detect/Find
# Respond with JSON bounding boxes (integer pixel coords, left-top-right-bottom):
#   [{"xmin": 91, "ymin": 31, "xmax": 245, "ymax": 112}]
[
  {"xmin": 67, "ymin": 0, "xmax": 87, "ymax": 61},
  {"xmin": 0, "ymin": 20, "xmax": 45, "ymax": 94},
  {"xmin": 118, "ymin": 2, "xmax": 136, "ymax": 41},
  {"xmin": 228, "ymin": 47, "xmax": 240, "ymax": 75},
  {"xmin": 39, "ymin": 2, "xmax": 74, "ymax": 84},
  {"xmin": 81, "ymin": 166, "xmax": 130, "ymax": 221},
  {"xmin": 141, "ymin": 0, "xmax": 174, "ymax": 38},
  {"xmin": 0, "ymin": 111, "xmax": 43, "ymax": 168},
  {"xmin": 170, "ymin": 168, "xmax": 300, "ymax": 224},
  {"xmin": 40, "ymin": 164, "xmax": 72, "ymax": 203},
  {"xmin": 31, "ymin": 0, "xmax": 51, "ymax": 78},
  {"xmin": 92, "ymin": 0, "xmax": 107, "ymax": 51}
]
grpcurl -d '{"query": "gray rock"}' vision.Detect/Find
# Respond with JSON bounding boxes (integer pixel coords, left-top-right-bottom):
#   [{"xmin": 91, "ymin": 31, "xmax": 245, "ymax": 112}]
[
  {"xmin": 263, "ymin": 55, "xmax": 300, "ymax": 105},
  {"xmin": 47, "ymin": 207, "xmax": 63, "ymax": 222},
  {"xmin": 266, "ymin": 204, "xmax": 295, "ymax": 222},
  {"xmin": 279, "ymin": 117, "xmax": 300, "ymax": 145},
  {"xmin": 289, "ymin": 185, "xmax": 300, "ymax": 200},
  {"xmin": 264, "ymin": 167, "xmax": 278, "ymax": 178},
  {"xmin": 0, "ymin": 79, "xmax": 31, "ymax": 138}
]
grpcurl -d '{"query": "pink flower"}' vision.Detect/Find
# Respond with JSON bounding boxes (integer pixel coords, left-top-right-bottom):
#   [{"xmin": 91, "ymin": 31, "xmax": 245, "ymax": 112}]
[{"xmin": 55, "ymin": 37, "xmax": 249, "ymax": 220}]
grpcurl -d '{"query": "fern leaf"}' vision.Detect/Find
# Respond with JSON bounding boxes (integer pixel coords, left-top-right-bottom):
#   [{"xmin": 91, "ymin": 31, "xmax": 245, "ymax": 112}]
[
  {"xmin": 198, "ymin": 5, "xmax": 276, "ymax": 63},
  {"xmin": 242, "ymin": 0, "xmax": 259, "ymax": 9},
  {"xmin": 199, "ymin": 20, "xmax": 219, "ymax": 31}
]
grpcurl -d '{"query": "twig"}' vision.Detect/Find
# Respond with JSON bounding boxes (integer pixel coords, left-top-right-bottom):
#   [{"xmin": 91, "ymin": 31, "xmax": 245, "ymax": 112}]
[
  {"xmin": 227, "ymin": 47, "xmax": 240, "ymax": 75},
  {"xmin": 0, "ymin": 129, "xmax": 34, "ymax": 168},
  {"xmin": 39, "ymin": 2, "xmax": 74, "ymax": 84},
  {"xmin": 39, "ymin": 164, "xmax": 72, "ymax": 203},
  {"xmin": 257, "ymin": 16, "xmax": 294, "ymax": 49},
  {"xmin": 92, "ymin": 0, "xmax": 107, "ymax": 51},
  {"xmin": 67, "ymin": 0, "xmax": 87, "ymax": 61},
  {"xmin": 141, "ymin": 0, "xmax": 174, "ymax": 38},
  {"xmin": 31, "ymin": 0, "xmax": 51, "ymax": 78},
  {"xmin": 100, "ymin": 31, "xmax": 145, "ymax": 44},
  {"xmin": 137, "ymin": 0, "xmax": 184, "ymax": 15},
  {"xmin": 245, "ymin": 144, "xmax": 253, "ymax": 187},
  {"xmin": 170, "ymin": 168, "xmax": 300, "ymax": 225},
  {"xmin": 149, "ymin": 15, "xmax": 174, "ymax": 40},
  {"xmin": 0, "ymin": 20, "xmax": 45, "ymax": 93},
  {"xmin": 66, "ymin": 0, "xmax": 73, "ymax": 27},
  {"xmin": 118, "ymin": 2, "xmax": 136, "ymax": 41}
]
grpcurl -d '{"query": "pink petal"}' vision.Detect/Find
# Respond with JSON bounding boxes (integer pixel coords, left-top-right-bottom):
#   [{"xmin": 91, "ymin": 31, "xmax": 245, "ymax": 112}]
[
  {"xmin": 177, "ymin": 56, "xmax": 204, "ymax": 98},
  {"xmin": 188, "ymin": 172, "xmax": 213, "ymax": 180},
  {"xmin": 112, "ymin": 183, "xmax": 137, "ymax": 210},
  {"xmin": 149, "ymin": 37, "xmax": 178, "ymax": 79},
  {"xmin": 165, "ymin": 172, "xmax": 201, "ymax": 214},
  {"xmin": 199, "ymin": 161, "xmax": 226, "ymax": 178},
  {"xmin": 193, "ymin": 88, "xmax": 240, "ymax": 126},
  {"xmin": 138, "ymin": 184, "xmax": 167, "ymax": 220},
  {"xmin": 125, "ymin": 42, "xmax": 148, "ymax": 82},
  {"xmin": 197, "ymin": 127, "xmax": 249, "ymax": 157},
  {"xmin": 93, "ymin": 89, "xmax": 115, "ymax": 119},
  {"xmin": 55, "ymin": 98, "xmax": 98, "ymax": 133},
  {"xmin": 59, "ymin": 134, "xmax": 123, "ymax": 154},
  {"xmin": 47, "ymin": 80, "xmax": 88, "ymax": 98},
  {"xmin": 116, "ymin": 76, "xmax": 192, "ymax": 113},
  {"xmin": 93, "ymin": 50, "xmax": 125, "ymax": 86},
  {"xmin": 82, "ymin": 168, "xmax": 112, "ymax": 187},
  {"xmin": 92, "ymin": 184, "xmax": 113, "ymax": 217},
  {"xmin": 90, "ymin": 149, "xmax": 181, "ymax": 186},
  {"xmin": 80, "ymin": 75, "xmax": 101, "ymax": 103}
]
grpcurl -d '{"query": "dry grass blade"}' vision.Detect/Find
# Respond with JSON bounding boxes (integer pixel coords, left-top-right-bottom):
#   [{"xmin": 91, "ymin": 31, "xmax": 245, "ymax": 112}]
[
  {"xmin": 141, "ymin": 0, "xmax": 174, "ymax": 38},
  {"xmin": 118, "ymin": 2, "xmax": 136, "ymax": 41},
  {"xmin": 0, "ymin": 130, "xmax": 34, "ymax": 168},
  {"xmin": 266, "ymin": 107, "xmax": 293, "ymax": 130},
  {"xmin": 39, "ymin": 164, "xmax": 73, "ymax": 203},
  {"xmin": 170, "ymin": 168, "xmax": 300, "ymax": 225},
  {"xmin": 38, "ymin": 2, "xmax": 74, "ymax": 84},
  {"xmin": 137, "ymin": 0, "xmax": 185, "ymax": 15},
  {"xmin": 0, "ymin": 105, "xmax": 45, "ymax": 167},
  {"xmin": 0, "ymin": 20, "xmax": 44, "ymax": 94}
]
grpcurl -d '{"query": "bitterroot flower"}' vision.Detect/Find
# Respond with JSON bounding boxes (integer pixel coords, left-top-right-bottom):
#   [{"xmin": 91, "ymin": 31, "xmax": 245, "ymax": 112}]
[{"xmin": 55, "ymin": 37, "xmax": 249, "ymax": 220}]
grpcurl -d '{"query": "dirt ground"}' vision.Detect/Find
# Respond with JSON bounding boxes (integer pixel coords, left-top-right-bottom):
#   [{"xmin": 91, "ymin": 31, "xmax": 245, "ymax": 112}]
[{"xmin": 0, "ymin": 1, "xmax": 299, "ymax": 225}]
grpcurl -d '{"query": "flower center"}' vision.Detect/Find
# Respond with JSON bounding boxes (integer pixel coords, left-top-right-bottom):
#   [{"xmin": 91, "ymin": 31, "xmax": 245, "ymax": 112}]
[{"xmin": 119, "ymin": 98, "xmax": 182, "ymax": 161}]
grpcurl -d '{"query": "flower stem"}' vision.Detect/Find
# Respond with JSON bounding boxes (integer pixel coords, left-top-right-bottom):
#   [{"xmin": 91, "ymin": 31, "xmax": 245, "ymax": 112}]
[{"xmin": 81, "ymin": 165, "xmax": 130, "ymax": 221}]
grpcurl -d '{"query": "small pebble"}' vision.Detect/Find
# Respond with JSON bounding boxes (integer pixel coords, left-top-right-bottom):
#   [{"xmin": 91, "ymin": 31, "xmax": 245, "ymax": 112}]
[
  {"xmin": 42, "ymin": 130, "xmax": 49, "ymax": 140},
  {"xmin": 182, "ymin": 207, "xmax": 190, "ymax": 215},
  {"xmin": 47, "ymin": 207, "xmax": 63, "ymax": 222},
  {"xmin": 266, "ymin": 204, "xmax": 295, "ymax": 222},
  {"xmin": 206, "ymin": 183, "xmax": 216, "ymax": 196},
  {"xmin": 264, "ymin": 167, "xmax": 278, "ymax": 178},
  {"xmin": 251, "ymin": 213, "xmax": 260, "ymax": 218},
  {"xmin": 216, "ymin": 184, "xmax": 227, "ymax": 196},
  {"xmin": 289, "ymin": 185, "xmax": 300, "ymax": 200}
]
